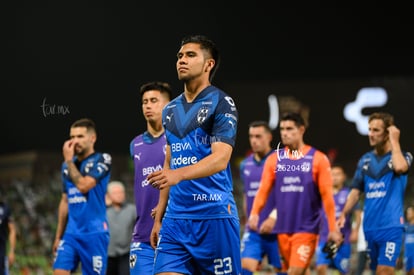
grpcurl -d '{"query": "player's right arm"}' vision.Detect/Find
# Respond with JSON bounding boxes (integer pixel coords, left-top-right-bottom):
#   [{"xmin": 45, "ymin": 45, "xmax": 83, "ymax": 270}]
[
  {"xmin": 149, "ymin": 141, "xmax": 233, "ymax": 189},
  {"xmin": 337, "ymin": 188, "xmax": 360, "ymax": 229},
  {"xmin": 53, "ymin": 193, "xmax": 68, "ymax": 254},
  {"xmin": 151, "ymin": 187, "xmax": 169, "ymax": 249},
  {"xmin": 338, "ymin": 157, "xmax": 364, "ymax": 229},
  {"xmin": 248, "ymin": 153, "xmax": 277, "ymax": 231},
  {"xmin": 65, "ymin": 160, "xmax": 98, "ymax": 193}
]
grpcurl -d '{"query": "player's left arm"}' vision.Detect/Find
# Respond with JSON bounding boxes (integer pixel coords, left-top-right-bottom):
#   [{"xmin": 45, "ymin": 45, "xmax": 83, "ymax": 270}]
[
  {"xmin": 259, "ymin": 209, "xmax": 277, "ymax": 234},
  {"xmin": 315, "ymin": 152, "xmax": 335, "ymax": 230},
  {"xmin": 316, "ymin": 152, "xmax": 342, "ymax": 244},
  {"xmin": 388, "ymin": 125, "xmax": 412, "ymax": 174}
]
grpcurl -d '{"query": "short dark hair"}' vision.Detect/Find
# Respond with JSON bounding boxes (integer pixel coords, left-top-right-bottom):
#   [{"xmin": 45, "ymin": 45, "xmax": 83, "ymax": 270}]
[
  {"xmin": 140, "ymin": 81, "xmax": 172, "ymax": 100},
  {"xmin": 248, "ymin": 121, "xmax": 271, "ymax": 133},
  {"xmin": 71, "ymin": 118, "xmax": 96, "ymax": 134},
  {"xmin": 181, "ymin": 34, "xmax": 220, "ymax": 82},
  {"xmin": 280, "ymin": 112, "xmax": 307, "ymax": 128}
]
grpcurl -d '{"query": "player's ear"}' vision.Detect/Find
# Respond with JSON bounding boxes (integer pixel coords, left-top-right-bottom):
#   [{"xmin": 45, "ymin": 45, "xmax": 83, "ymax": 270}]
[
  {"xmin": 383, "ymin": 126, "xmax": 390, "ymax": 141},
  {"xmin": 299, "ymin": 125, "xmax": 306, "ymax": 135},
  {"xmin": 205, "ymin": 59, "xmax": 215, "ymax": 72},
  {"xmin": 91, "ymin": 133, "xmax": 97, "ymax": 143}
]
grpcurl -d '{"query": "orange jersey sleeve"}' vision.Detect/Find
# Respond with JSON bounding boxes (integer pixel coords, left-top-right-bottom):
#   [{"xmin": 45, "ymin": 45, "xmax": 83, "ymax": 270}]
[
  {"xmin": 313, "ymin": 150, "xmax": 336, "ymax": 232},
  {"xmin": 250, "ymin": 152, "xmax": 278, "ymax": 216}
]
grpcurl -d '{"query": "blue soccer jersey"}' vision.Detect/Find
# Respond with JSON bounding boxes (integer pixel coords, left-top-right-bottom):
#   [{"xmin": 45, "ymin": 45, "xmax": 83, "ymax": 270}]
[
  {"xmin": 61, "ymin": 152, "xmax": 112, "ymax": 234},
  {"xmin": 162, "ymin": 86, "xmax": 239, "ymax": 219},
  {"xmin": 54, "ymin": 152, "xmax": 112, "ymax": 274},
  {"xmin": 153, "ymin": 86, "xmax": 241, "ymax": 275},
  {"xmin": 351, "ymin": 151, "xmax": 412, "ymax": 232}
]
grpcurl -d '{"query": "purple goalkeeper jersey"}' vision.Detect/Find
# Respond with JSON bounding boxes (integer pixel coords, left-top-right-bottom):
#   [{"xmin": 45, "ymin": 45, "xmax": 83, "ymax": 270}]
[
  {"xmin": 274, "ymin": 147, "xmax": 322, "ymax": 234},
  {"xmin": 130, "ymin": 132, "xmax": 166, "ymax": 242},
  {"xmin": 240, "ymin": 152, "xmax": 277, "ymax": 233}
]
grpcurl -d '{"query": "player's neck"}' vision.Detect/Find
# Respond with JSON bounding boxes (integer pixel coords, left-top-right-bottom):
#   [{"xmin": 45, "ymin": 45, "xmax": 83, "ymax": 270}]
[
  {"xmin": 286, "ymin": 142, "xmax": 306, "ymax": 152},
  {"xmin": 254, "ymin": 148, "xmax": 272, "ymax": 161},
  {"xmin": 77, "ymin": 149, "xmax": 95, "ymax": 161},
  {"xmin": 375, "ymin": 141, "xmax": 391, "ymax": 156},
  {"xmin": 147, "ymin": 127, "xmax": 164, "ymax": 138},
  {"xmin": 147, "ymin": 120, "xmax": 164, "ymax": 138},
  {"xmin": 183, "ymin": 79, "xmax": 211, "ymax": 102}
]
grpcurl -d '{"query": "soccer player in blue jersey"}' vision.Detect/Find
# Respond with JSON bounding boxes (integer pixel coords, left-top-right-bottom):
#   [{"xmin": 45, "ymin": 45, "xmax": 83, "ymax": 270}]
[
  {"xmin": 148, "ymin": 34, "xmax": 241, "ymax": 274},
  {"xmin": 240, "ymin": 121, "xmax": 282, "ymax": 275},
  {"xmin": 404, "ymin": 205, "xmax": 414, "ymax": 275},
  {"xmin": 129, "ymin": 81, "xmax": 172, "ymax": 275},
  {"xmin": 52, "ymin": 118, "xmax": 112, "ymax": 275},
  {"xmin": 338, "ymin": 112, "xmax": 413, "ymax": 275}
]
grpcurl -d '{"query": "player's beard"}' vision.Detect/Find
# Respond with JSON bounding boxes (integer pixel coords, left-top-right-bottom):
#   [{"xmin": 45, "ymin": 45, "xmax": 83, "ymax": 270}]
[{"xmin": 74, "ymin": 145, "xmax": 86, "ymax": 157}]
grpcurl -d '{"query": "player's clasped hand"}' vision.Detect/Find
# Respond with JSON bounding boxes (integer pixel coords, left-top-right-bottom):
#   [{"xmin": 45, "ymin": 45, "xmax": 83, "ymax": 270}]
[
  {"xmin": 247, "ymin": 214, "xmax": 259, "ymax": 232},
  {"xmin": 322, "ymin": 240, "xmax": 339, "ymax": 259}
]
